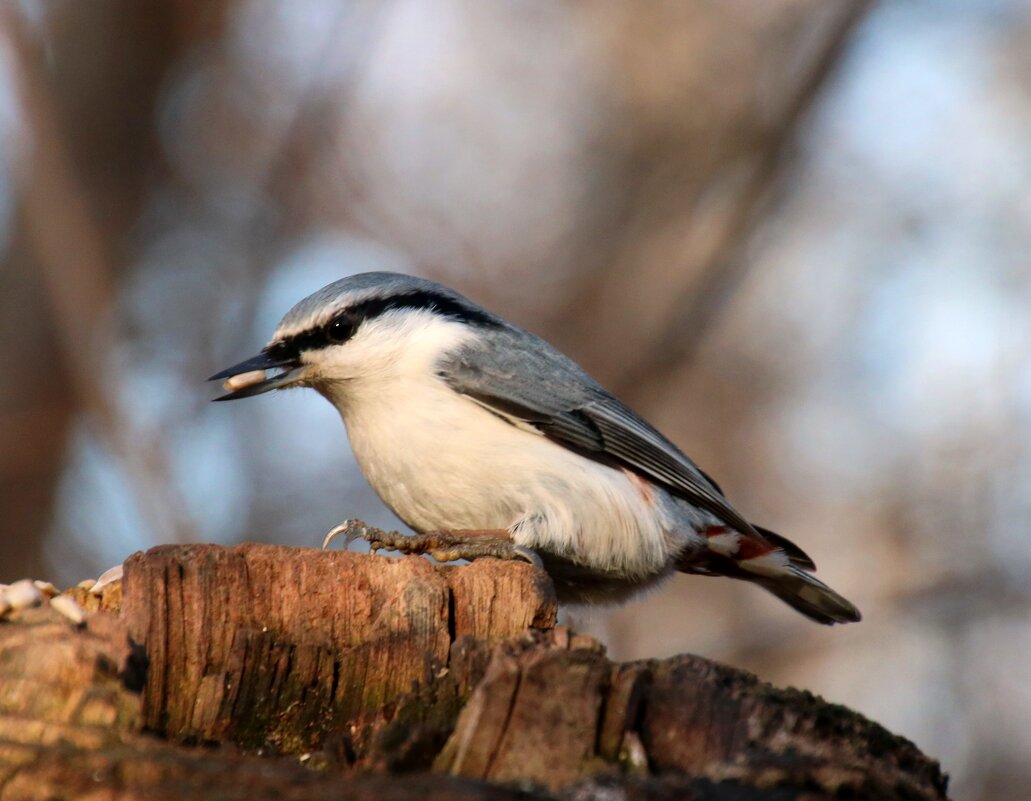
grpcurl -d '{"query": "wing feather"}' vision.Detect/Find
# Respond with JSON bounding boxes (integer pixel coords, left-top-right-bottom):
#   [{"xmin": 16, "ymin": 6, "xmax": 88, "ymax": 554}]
[
  {"xmin": 583, "ymin": 402, "xmax": 756, "ymax": 535},
  {"xmin": 440, "ymin": 331, "xmax": 758, "ymax": 536}
]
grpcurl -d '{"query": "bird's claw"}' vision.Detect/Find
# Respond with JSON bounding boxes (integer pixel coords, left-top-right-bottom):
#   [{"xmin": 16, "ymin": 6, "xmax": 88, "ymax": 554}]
[
  {"xmin": 320, "ymin": 520, "xmax": 544, "ymax": 568},
  {"xmin": 512, "ymin": 545, "xmax": 544, "ymax": 569},
  {"xmin": 322, "ymin": 519, "xmax": 369, "ymax": 551}
]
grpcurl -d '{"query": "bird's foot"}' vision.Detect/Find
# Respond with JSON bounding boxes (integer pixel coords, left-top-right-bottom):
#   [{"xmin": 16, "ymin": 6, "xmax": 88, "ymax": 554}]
[{"xmin": 322, "ymin": 519, "xmax": 542, "ymax": 568}]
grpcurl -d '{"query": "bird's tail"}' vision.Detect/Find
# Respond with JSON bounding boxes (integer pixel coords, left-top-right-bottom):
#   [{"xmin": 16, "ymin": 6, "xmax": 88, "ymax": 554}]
[
  {"xmin": 680, "ymin": 525, "xmax": 861, "ymax": 625},
  {"xmin": 746, "ymin": 566, "xmax": 861, "ymax": 625}
]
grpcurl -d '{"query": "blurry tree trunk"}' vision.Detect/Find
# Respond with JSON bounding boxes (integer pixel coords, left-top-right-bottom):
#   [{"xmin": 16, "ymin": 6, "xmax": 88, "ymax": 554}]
[
  {"xmin": 0, "ymin": 544, "xmax": 949, "ymax": 800},
  {"xmin": 558, "ymin": 0, "xmax": 873, "ymax": 392},
  {"xmin": 0, "ymin": 3, "xmax": 233, "ymax": 578}
]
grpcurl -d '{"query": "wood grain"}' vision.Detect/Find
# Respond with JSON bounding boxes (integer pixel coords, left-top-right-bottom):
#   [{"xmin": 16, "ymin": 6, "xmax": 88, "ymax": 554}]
[{"xmin": 0, "ymin": 544, "xmax": 948, "ymax": 800}]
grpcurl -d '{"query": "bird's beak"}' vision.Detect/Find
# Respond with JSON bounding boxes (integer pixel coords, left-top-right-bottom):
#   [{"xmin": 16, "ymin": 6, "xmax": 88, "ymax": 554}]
[{"xmin": 208, "ymin": 351, "xmax": 305, "ymax": 401}]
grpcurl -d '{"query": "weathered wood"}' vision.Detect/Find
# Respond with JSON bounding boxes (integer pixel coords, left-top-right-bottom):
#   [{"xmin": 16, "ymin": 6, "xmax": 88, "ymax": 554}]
[
  {"xmin": 0, "ymin": 599, "xmax": 533, "ymax": 800},
  {"xmin": 0, "ymin": 606, "xmax": 141, "ymax": 740},
  {"xmin": 434, "ymin": 631, "xmax": 949, "ymax": 799},
  {"xmin": 0, "ymin": 739, "xmax": 546, "ymax": 801},
  {"xmin": 0, "ymin": 544, "xmax": 949, "ymax": 800},
  {"xmin": 121, "ymin": 544, "xmax": 556, "ymax": 758}
]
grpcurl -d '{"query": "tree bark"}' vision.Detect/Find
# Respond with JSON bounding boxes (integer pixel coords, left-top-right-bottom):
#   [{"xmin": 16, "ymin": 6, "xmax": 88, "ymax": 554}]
[{"xmin": 0, "ymin": 543, "xmax": 949, "ymax": 800}]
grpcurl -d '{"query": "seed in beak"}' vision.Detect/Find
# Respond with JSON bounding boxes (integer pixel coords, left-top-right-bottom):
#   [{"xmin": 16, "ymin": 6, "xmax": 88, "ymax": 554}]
[{"xmin": 223, "ymin": 369, "xmax": 268, "ymax": 393}]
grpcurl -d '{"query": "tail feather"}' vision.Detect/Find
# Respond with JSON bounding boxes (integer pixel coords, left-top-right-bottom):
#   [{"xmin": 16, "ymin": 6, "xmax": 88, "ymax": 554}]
[
  {"xmin": 753, "ymin": 525, "xmax": 816, "ymax": 571},
  {"xmin": 749, "ymin": 567, "xmax": 861, "ymax": 625},
  {"xmin": 682, "ymin": 525, "xmax": 861, "ymax": 625}
]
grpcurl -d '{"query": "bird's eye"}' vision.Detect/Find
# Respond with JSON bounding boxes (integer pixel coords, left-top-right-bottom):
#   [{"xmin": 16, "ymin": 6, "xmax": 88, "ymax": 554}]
[{"xmin": 326, "ymin": 313, "xmax": 356, "ymax": 343}]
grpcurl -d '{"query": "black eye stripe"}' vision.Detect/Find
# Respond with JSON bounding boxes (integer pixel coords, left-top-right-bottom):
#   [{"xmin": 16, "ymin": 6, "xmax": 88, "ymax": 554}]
[{"xmin": 265, "ymin": 289, "xmax": 502, "ymax": 359}]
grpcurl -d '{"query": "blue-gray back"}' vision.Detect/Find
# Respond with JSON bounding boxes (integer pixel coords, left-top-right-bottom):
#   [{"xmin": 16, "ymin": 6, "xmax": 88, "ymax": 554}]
[{"xmin": 439, "ymin": 311, "xmax": 756, "ymax": 536}]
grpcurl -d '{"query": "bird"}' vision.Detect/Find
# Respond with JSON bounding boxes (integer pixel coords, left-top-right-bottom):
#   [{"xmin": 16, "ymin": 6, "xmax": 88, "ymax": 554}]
[{"xmin": 210, "ymin": 272, "xmax": 860, "ymax": 624}]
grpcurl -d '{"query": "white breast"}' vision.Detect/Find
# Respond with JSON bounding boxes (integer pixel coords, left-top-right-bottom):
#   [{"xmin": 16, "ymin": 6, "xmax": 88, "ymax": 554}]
[{"xmin": 316, "ymin": 314, "xmax": 677, "ymax": 579}]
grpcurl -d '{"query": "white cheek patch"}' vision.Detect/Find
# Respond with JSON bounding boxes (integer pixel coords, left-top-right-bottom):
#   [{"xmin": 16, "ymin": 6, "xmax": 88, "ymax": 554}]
[{"xmin": 223, "ymin": 369, "xmax": 268, "ymax": 392}]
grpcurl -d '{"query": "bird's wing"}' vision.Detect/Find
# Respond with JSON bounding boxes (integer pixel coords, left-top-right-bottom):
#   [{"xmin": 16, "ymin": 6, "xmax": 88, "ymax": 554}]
[{"xmin": 439, "ymin": 329, "xmax": 758, "ymax": 536}]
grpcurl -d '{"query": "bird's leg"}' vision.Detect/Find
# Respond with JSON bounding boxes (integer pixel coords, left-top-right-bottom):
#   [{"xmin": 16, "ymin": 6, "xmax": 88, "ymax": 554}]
[{"xmin": 322, "ymin": 519, "xmax": 542, "ymax": 568}]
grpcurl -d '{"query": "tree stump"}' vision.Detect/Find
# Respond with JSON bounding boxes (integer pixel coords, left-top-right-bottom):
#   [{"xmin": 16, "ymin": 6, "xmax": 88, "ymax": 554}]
[{"xmin": 0, "ymin": 542, "xmax": 949, "ymax": 800}]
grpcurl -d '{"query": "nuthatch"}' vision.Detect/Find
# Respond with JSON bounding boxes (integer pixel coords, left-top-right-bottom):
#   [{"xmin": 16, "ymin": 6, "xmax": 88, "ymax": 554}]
[{"xmin": 212, "ymin": 272, "xmax": 860, "ymax": 623}]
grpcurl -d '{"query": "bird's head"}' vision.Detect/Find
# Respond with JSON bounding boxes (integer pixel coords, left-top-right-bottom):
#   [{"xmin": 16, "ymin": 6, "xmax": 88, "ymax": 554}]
[{"xmin": 210, "ymin": 272, "xmax": 501, "ymax": 403}]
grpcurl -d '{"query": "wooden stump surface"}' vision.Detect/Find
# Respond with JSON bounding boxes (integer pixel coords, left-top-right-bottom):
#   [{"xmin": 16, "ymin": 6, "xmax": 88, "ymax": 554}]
[{"xmin": 0, "ymin": 543, "xmax": 949, "ymax": 800}]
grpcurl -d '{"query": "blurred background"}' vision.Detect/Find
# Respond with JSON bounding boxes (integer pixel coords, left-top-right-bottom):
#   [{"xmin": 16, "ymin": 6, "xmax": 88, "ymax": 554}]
[{"xmin": 1, "ymin": 0, "xmax": 1029, "ymax": 796}]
